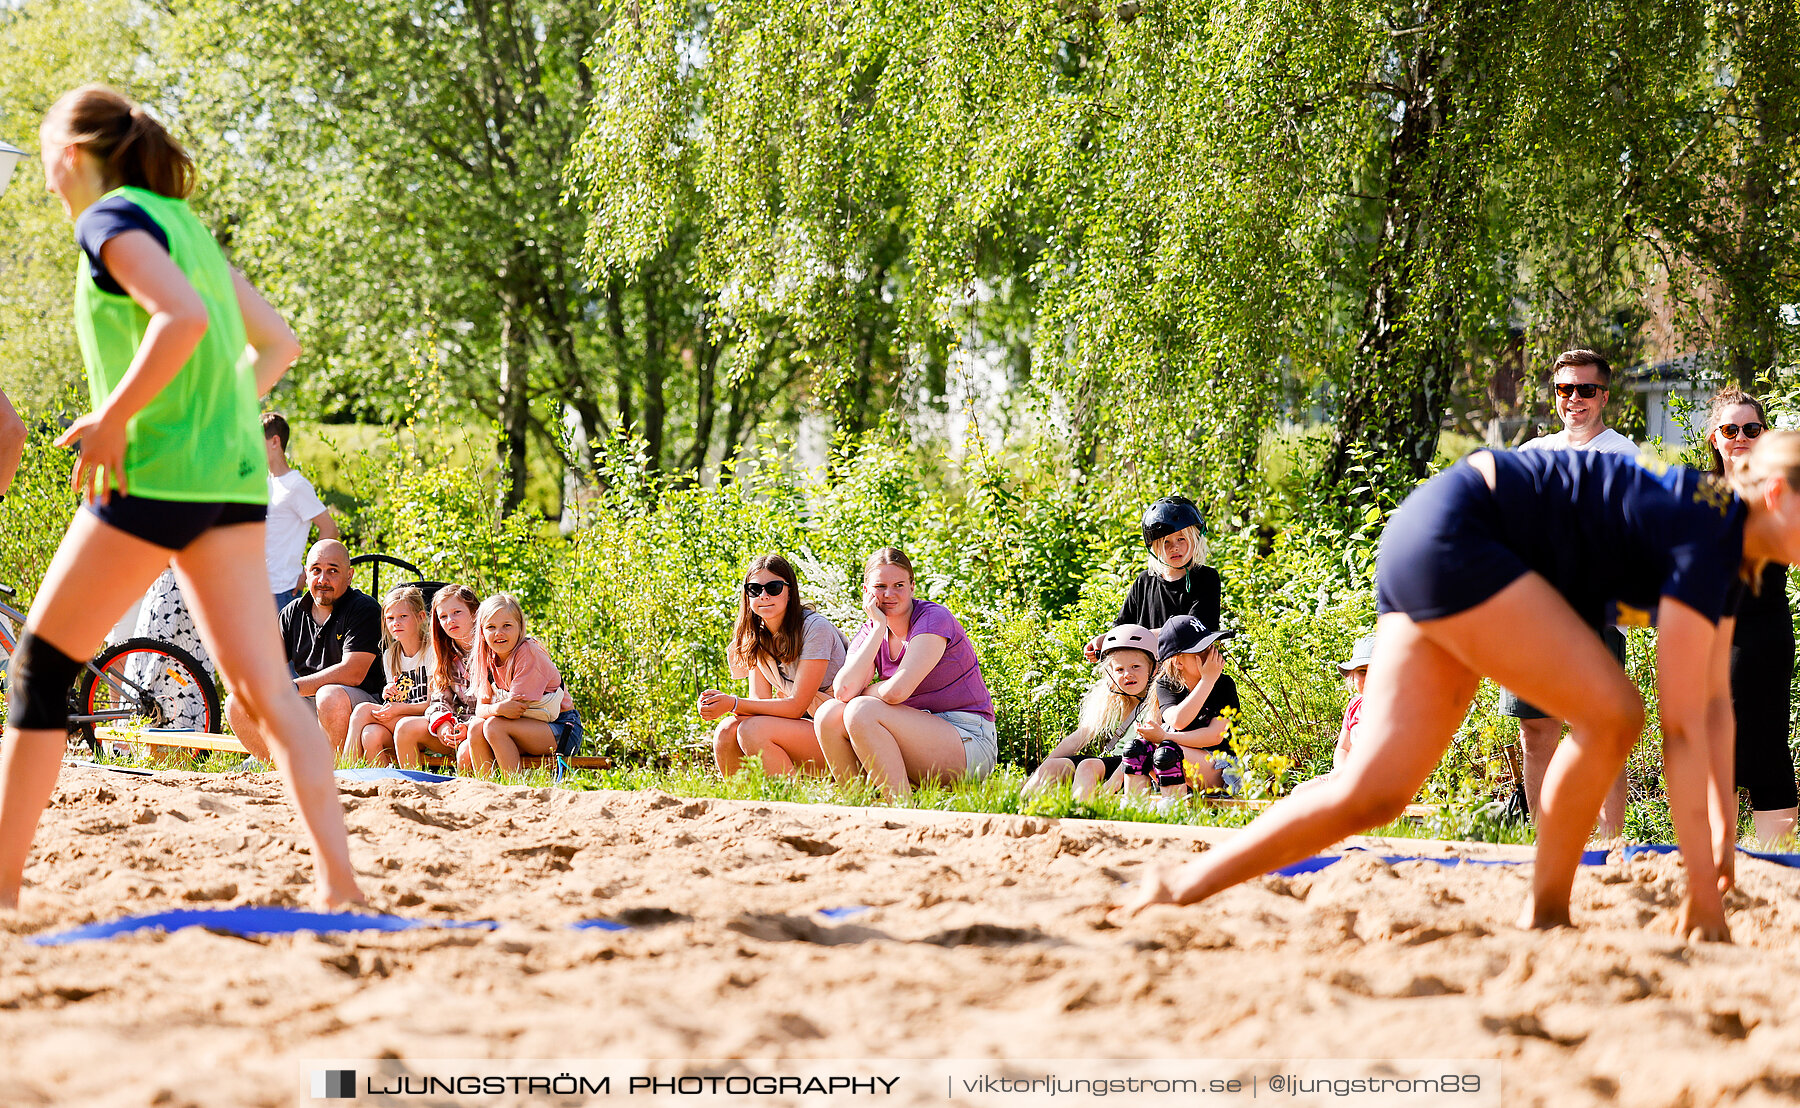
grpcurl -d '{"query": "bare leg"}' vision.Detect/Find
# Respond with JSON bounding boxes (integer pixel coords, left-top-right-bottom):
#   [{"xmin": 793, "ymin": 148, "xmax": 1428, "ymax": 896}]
[
  {"xmin": 1519, "ymin": 716, "xmax": 1563, "ymax": 822},
  {"xmin": 737, "ymin": 716, "xmax": 827, "ymax": 777},
  {"xmin": 813, "ymin": 700, "xmax": 859, "ymax": 785},
  {"xmin": 1596, "ymin": 770, "xmax": 1629, "ymax": 840},
  {"xmin": 713, "ymin": 717, "xmax": 744, "ymax": 776},
  {"xmin": 343, "ymin": 702, "xmax": 378, "ymax": 759},
  {"xmin": 482, "ymin": 717, "xmax": 554, "ymax": 774},
  {"xmin": 1524, "ymin": 716, "xmax": 1629, "ymax": 839},
  {"xmin": 225, "ymin": 693, "xmax": 272, "ymax": 762},
  {"xmin": 358, "ymin": 722, "xmax": 396, "ymax": 766},
  {"xmin": 315, "ymin": 685, "xmax": 358, "ymax": 751},
  {"xmin": 393, "ymin": 716, "xmax": 454, "ymax": 770},
  {"xmin": 173, "ymin": 524, "xmax": 363, "ymax": 908},
  {"xmin": 462, "ymin": 718, "xmax": 494, "ymax": 775},
  {"xmin": 1024, "ymin": 757, "xmax": 1076, "ymax": 799},
  {"xmin": 841, "ymin": 696, "xmax": 968, "ymax": 802},
  {"xmin": 1753, "ymin": 807, "xmax": 1797, "ymax": 847},
  {"xmin": 1120, "ymin": 610, "xmax": 1479, "ymax": 916},
  {"xmin": 0, "ymin": 514, "xmax": 171, "ymax": 908},
  {"xmin": 1072, "ymin": 760, "xmax": 1110, "ymax": 799}
]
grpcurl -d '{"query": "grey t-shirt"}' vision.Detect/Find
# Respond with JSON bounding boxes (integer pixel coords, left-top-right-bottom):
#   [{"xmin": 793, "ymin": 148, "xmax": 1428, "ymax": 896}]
[
  {"xmin": 773, "ymin": 611, "xmax": 848, "ymax": 695},
  {"xmin": 734, "ymin": 609, "xmax": 848, "ymax": 697}
]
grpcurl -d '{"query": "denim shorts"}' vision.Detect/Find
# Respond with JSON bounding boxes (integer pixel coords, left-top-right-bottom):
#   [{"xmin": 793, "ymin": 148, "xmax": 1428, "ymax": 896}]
[
  {"xmin": 547, "ymin": 708, "xmax": 584, "ymax": 759},
  {"xmin": 935, "ymin": 710, "xmax": 998, "ymax": 779}
]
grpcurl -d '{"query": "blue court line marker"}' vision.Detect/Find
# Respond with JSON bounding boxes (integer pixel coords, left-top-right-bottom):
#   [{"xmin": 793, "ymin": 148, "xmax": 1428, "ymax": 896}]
[
  {"xmin": 569, "ymin": 918, "xmax": 631, "ymax": 932},
  {"xmin": 334, "ymin": 768, "xmax": 456, "ymax": 784},
  {"xmin": 816, "ymin": 905, "xmax": 873, "ymax": 920},
  {"xmin": 29, "ymin": 906, "xmax": 498, "ymax": 947},
  {"xmin": 1273, "ymin": 844, "xmax": 1800, "ymax": 878}
]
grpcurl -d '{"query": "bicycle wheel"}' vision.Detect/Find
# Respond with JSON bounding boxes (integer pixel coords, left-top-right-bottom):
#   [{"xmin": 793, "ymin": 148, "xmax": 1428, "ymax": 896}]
[{"xmin": 77, "ymin": 637, "xmax": 221, "ymax": 754}]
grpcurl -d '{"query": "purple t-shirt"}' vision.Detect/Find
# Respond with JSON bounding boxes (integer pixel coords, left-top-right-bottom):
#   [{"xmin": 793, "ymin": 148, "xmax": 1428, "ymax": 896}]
[{"xmin": 849, "ymin": 599, "xmax": 995, "ymax": 721}]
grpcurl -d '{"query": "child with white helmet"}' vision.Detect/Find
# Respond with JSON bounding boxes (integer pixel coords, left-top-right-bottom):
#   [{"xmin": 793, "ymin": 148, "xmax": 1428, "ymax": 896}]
[{"xmin": 1025, "ymin": 624, "xmax": 1158, "ymax": 801}]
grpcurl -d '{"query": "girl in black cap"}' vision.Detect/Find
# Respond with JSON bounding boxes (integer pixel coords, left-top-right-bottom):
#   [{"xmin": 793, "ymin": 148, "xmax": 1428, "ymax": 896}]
[
  {"xmin": 1085, "ymin": 496, "xmax": 1222, "ymax": 662},
  {"xmin": 1122, "ymin": 615, "xmax": 1241, "ymax": 809},
  {"xmin": 1125, "ymin": 435, "xmax": 1800, "ymax": 942}
]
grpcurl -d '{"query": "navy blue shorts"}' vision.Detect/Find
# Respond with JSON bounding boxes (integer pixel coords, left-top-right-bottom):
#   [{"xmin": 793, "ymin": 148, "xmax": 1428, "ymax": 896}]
[
  {"xmin": 87, "ymin": 494, "xmax": 267, "ymax": 551},
  {"xmin": 548, "ymin": 708, "xmax": 584, "ymax": 759},
  {"xmin": 1375, "ymin": 460, "xmax": 1530, "ymax": 622}
]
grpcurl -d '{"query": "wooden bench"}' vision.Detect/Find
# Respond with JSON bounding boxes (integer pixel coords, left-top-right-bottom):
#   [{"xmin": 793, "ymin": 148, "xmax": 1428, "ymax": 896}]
[
  {"xmin": 92, "ymin": 728, "xmax": 611, "ymax": 772},
  {"xmin": 93, "ymin": 727, "xmax": 248, "ymax": 754}
]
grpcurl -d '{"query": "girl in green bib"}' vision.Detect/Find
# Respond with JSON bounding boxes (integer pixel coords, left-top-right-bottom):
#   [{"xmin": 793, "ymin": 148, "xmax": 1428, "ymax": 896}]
[{"xmin": 0, "ymin": 86, "xmax": 364, "ymax": 911}]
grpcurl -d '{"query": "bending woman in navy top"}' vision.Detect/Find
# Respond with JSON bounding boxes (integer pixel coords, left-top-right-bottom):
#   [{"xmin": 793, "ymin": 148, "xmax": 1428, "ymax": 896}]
[
  {"xmin": 1124, "ymin": 438, "xmax": 1800, "ymax": 942},
  {"xmin": 815, "ymin": 548, "xmax": 998, "ymax": 801}
]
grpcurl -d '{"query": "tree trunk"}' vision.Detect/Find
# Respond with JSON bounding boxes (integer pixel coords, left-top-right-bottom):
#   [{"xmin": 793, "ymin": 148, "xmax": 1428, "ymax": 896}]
[
  {"xmin": 1320, "ymin": 20, "xmax": 1466, "ymax": 510},
  {"xmin": 496, "ymin": 307, "xmax": 531, "ymax": 516},
  {"xmin": 642, "ymin": 271, "xmax": 666, "ymax": 472}
]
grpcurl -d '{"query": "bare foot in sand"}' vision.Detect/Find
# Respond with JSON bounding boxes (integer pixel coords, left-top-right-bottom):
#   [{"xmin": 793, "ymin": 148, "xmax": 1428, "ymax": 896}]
[
  {"xmin": 316, "ymin": 884, "xmax": 370, "ymax": 913},
  {"xmin": 1518, "ymin": 899, "xmax": 1573, "ymax": 931}
]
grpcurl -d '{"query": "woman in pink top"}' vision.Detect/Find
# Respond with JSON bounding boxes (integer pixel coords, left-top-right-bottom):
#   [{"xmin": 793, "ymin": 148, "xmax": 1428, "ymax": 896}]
[
  {"xmin": 458, "ymin": 592, "xmax": 581, "ymax": 775},
  {"xmin": 815, "ymin": 548, "xmax": 997, "ymax": 800}
]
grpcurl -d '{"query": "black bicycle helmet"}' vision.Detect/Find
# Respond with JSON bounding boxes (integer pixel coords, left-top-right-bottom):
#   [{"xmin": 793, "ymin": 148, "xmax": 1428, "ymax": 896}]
[{"xmin": 1140, "ymin": 496, "xmax": 1206, "ymax": 547}]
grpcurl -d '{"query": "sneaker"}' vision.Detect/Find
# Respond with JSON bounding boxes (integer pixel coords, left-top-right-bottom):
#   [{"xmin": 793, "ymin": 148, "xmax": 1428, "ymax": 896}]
[
  {"xmin": 1150, "ymin": 794, "xmax": 1187, "ymax": 816},
  {"xmin": 239, "ymin": 757, "xmax": 271, "ymax": 773}
]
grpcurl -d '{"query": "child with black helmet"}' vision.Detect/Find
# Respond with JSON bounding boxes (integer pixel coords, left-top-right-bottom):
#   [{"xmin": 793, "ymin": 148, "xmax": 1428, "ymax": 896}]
[
  {"xmin": 1024, "ymin": 624, "xmax": 1157, "ymax": 801},
  {"xmin": 1085, "ymin": 496, "xmax": 1223, "ymax": 663},
  {"xmin": 1119, "ymin": 614, "xmax": 1242, "ymax": 810}
]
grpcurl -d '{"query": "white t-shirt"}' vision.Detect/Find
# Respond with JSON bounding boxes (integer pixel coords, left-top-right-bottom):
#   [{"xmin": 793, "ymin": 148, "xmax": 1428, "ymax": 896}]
[
  {"xmin": 266, "ymin": 469, "xmax": 329, "ymax": 592},
  {"xmin": 1518, "ymin": 427, "xmax": 1638, "ymax": 457}
]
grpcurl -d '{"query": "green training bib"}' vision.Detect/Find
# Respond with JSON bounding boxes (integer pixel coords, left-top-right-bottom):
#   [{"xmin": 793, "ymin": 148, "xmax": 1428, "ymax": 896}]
[{"xmin": 72, "ymin": 185, "xmax": 266, "ymax": 503}]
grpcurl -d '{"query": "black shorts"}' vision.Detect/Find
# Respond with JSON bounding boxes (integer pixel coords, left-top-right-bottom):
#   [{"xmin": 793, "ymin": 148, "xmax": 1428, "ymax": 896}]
[
  {"xmin": 1073, "ymin": 755, "xmax": 1124, "ymax": 780},
  {"xmin": 87, "ymin": 494, "xmax": 267, "ymax": 551},
  {"xmin": 1375, "ymin": 460, "xmax": 1529, "ymax": 621}
]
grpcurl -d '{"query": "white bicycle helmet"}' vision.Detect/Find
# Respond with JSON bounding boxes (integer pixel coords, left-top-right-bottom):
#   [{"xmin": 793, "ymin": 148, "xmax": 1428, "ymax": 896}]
[{"xmin": 1100, "ymin": 623, "xmax": 1157, "ymax": 658}]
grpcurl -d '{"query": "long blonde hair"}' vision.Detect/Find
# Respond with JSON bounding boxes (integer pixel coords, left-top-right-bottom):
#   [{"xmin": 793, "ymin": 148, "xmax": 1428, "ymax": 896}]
[
  {"xmin": 469, "ymin": 592, "xmax": 531, "ymax": 702},
  {"xmin": 378, "ymin": 586, "xmax": 429, "ymax": 697},
  {"xmin": 1077, "ymin": 648, "xmax": 1153, "ymax": 744}
]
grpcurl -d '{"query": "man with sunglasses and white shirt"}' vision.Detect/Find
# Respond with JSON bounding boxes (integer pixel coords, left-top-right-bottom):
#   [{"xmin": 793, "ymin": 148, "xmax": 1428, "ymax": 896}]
[{"xmin": 1503, "ymin": 349, "xmax": 1638, "ymax": 838}]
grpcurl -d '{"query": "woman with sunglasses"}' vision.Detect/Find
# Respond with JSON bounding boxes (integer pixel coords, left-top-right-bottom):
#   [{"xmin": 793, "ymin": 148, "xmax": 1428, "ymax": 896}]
[
  {"xmin": 701, "ymin": 554, "xmax": 847, "ymax": 777},
  {"xmin": 1705, "ymin": 388, "xmax": 1796, "ymax": 845},
  {"xmin": 1124, "ymin": 430, "xmax": 1800, "ymax": 943}
]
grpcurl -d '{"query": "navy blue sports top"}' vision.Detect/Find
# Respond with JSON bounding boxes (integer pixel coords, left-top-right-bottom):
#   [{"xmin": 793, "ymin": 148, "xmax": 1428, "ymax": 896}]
[{"xmin": 1489, "ymin": 450, "xmax": 1747, "ymax": 627}]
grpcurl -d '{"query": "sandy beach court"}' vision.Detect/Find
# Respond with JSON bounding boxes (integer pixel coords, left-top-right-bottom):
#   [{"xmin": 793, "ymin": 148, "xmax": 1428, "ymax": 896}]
[{"xmin": 4, "ymin": 764, "xmax": 1799, "ymax": 1106}]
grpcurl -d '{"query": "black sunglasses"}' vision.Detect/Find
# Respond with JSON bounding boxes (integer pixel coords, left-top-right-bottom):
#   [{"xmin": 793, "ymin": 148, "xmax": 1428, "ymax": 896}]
[
  {"xmin": 744, "ymin": 580, "xmax": 788, "ymax": 598},
  {"xmin": 1718, "ymin": 422, "xmax": 1766, "ymax": 440},
  {"xmin": 1553, "ymin": 383, "xmax": 1604, "ymax": 399}
]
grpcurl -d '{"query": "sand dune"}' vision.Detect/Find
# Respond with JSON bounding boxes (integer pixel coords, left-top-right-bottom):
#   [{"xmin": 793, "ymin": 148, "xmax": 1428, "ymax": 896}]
[{"xmin": 2, "ymin": 764, "xmax": 1798, "ymax": 1106}]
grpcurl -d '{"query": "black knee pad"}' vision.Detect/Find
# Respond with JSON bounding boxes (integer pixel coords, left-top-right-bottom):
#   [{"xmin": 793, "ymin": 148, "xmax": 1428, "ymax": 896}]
[
  {"xmin": 1152, "ymin": 741, "xmax": 1188, "ymax": 788},
  {"xmin": 1121, "ymin": 738, "xmax": 1154, "ymax": 777},
  {"xmin": 7, "ymin": 631, "xmax": 82, "ymax": 730}
]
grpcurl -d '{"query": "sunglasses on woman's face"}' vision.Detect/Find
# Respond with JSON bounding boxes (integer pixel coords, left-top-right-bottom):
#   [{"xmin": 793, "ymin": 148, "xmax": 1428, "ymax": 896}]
[
  {"xmin": 744, "ymin": 580, "xmax": 788, "ymax": 598},
  {"xmin": 1718, "ymin": 422, "xmax": 1766, "ymax": 440},
  {"xmin": 1553, "ymin": 383, "xmax": 1604, "ymax": 399}
]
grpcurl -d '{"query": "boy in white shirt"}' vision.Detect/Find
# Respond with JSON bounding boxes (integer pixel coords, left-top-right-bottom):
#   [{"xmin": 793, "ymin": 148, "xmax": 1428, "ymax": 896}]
[{"xmin": 263, "ymin": 413, "xmax": 339, "ymax": 612}]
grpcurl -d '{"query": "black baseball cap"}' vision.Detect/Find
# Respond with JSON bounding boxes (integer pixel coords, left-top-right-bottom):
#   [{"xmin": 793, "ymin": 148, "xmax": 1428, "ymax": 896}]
[{"xmin": 1155, "ymin": 614, "xmax": 1237, "ymax": 664}]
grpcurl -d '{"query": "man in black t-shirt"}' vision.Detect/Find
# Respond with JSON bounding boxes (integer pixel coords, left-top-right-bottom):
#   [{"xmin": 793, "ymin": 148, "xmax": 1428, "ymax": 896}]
[{"xmin": 226, "ymin": 540, "xmax": 384, "ymax": 760}]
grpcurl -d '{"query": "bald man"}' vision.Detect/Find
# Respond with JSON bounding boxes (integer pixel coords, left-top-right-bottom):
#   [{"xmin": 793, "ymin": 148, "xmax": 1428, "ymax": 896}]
[{"xmin": 228, "ymin": 540, "xmax": 385, "ymax": 759}]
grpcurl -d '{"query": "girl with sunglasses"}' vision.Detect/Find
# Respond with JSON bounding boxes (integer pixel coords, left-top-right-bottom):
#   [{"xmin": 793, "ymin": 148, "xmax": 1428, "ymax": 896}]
[
  {"xmin": 1705, "ymin": 388, "xmax": 1795, "ymax": 845},
  {"xmin": 1125, "ymin": 431, "xmax": 1800, "ymax": 943},
  {"xmin": 702, "ymin": 554, "xmax": 847, "ymax": 777}
]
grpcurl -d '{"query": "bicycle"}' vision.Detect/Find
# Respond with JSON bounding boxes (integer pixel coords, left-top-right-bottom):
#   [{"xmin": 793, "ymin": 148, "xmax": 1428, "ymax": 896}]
[{"xmin": 0, "ymin": 584, "xmax": 220, "ymax": 755}]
